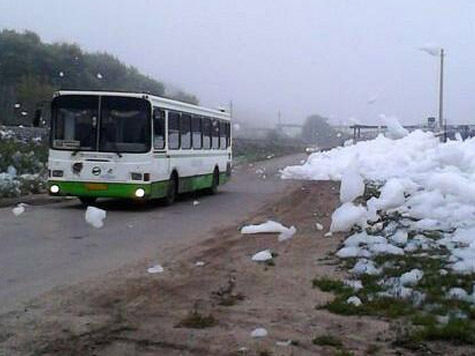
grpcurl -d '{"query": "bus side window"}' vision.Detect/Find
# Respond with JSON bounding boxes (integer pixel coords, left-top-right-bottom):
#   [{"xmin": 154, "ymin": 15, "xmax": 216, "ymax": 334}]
[
  {"xmin": 192, "ymin": 116, "xmax": 202, "ymax": 149},
  {"xmin": 219, "ymin": 121, "xmax": 226, "ymax": 149},
  {"xmin": 153, "ymin": 108, "xmax": 165, "ymax": 149},
  {"xmin": 202, "ymin": 118, "xmax": 211, "ymax": 149},
  {"xmin": 180, "ymin": 114, "xmax": 192, "ymax": 149},
  {"xmin": 226, "ymin": 122, "xmax": 231, "ymax": 147},
  {"xmin": 211, "ymin": 119, "xmax": 219, "ymax": 149},
  {"xmin": 168, "ymin": 111, "xmax": 180, "ymax": 149}
]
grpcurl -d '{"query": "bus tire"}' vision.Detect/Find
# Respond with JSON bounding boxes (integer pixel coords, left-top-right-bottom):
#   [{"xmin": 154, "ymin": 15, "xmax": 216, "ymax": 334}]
[
  {"xmin": 79, "ymin": 197, "xmax": 97, "ymax": 207},
  {"xmin": 207, "ymin": 168, "xmax": 219, "ymax": 195},
  {"xmin": 164, "ymin": 173, "xmax": 178, "ymax": 205}
]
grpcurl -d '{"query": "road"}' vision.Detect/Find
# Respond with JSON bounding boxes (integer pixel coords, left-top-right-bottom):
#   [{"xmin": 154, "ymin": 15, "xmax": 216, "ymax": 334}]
[{"xmin": 0, "ymin": 154, "xmax": 304, "ymax": 313}]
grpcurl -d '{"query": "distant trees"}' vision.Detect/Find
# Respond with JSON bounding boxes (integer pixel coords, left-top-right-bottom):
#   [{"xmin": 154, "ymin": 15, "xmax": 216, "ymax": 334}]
[
  {"xmin": 301, "ymin": 114, "xmax": 341, "ymax": 148},
  {"xmin": 0, "ymin": 29, "xmax": 198, "ymax": 125}
]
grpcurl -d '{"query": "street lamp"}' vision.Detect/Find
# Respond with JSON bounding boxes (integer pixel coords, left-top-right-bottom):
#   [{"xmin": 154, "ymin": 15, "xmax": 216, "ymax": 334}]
[{"xmin": 419, "ymin": 45, "xmax": 445, "ymax": 132}]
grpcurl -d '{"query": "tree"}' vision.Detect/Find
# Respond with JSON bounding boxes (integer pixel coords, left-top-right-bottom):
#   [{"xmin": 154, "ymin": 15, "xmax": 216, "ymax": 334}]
[
  {"xmin": 301, "ymin": 114, "xmax": 339, "ymax": 148},
  {"xmin": 0, "ymin": 29, "xmax": 196, "ymax": 125}
]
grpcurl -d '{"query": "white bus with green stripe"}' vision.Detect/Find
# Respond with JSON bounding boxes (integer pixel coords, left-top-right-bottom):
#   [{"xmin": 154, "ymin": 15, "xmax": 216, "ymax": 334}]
[{"xmin": 48, "ymin": 90, "xmax": 232, "ymax": 205}]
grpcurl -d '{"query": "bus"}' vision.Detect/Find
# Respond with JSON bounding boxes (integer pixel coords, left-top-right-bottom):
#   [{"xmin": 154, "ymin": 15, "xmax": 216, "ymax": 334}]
[{"xmin": 47, "ymin": 90, "xmax": 232, "ymax": 206}]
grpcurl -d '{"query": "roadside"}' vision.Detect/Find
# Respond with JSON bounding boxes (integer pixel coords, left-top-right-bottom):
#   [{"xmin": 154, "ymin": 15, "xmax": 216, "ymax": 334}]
[
  {"xmin": 2, "ymin": 179, "xmax": 473, "ymax": 355},
  {"xmin": 1, "ymin": 181, "xmax": 389, "ymax": 356}
]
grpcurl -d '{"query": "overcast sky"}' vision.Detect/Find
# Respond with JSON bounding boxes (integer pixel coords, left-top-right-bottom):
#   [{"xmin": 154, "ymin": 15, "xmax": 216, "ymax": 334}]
[{"xmin": 1, "ymin": 0, "xmax": 474, "ymax": 126}]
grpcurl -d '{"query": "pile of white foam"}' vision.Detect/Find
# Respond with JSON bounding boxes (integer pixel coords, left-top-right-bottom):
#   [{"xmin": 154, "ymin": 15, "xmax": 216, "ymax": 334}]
[{"xmin": 283, "ymin": 126, "xmax": 475, "ymax": 274}]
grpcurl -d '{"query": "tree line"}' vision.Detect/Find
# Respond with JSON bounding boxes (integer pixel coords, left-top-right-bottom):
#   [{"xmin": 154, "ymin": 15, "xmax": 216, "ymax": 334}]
[{"xmin": 0, "ymin": 29, "xmax": 198, "ymax": 126}]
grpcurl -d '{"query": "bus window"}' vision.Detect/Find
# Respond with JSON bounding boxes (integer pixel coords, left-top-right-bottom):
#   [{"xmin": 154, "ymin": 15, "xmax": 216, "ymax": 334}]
[
  {"xmin": 226, "ymin": 122, "xmax": 231, "ymax": 147},
  {"xmin": 180, "ymin": 114, "xmax": 191, "ymax": 149},
  {"xmin": 153, "ymin": 108, "xmax": 165, "ymax": 149},
  {"xmin": 168, "ymin": 111, "xmax": 180, "ymax": 149},
  {"xmin": 192, "ymin": 116, "xmax": 202, "ymax": 149},
  {"xmin": 211, "ymin": 119, "xmax": 219, "ymax": 149},
  {"xmin": 219, "ymin": 121, "xmax": 226, "ymax": 149},
  {"xmin": 202, "ymin": 118, "xmax": 211, "ymax": 149}
]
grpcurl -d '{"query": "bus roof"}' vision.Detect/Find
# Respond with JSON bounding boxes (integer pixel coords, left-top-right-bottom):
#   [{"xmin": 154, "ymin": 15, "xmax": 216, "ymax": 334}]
[{"xmin": 55, "ymin": 90, "xmax": 231, "ymax": 121}]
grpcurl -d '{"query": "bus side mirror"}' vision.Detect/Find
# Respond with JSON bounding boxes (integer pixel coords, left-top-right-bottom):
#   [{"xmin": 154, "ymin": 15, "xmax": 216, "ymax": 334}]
[{"xmin": 33, "ymin": 108, "xmax": 42, "ymax": 127}]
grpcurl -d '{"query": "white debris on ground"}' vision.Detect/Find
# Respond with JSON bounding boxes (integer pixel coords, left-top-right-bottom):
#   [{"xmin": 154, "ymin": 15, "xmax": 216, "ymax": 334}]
[
  {"xmin": 250, "ymin": 328, "xmax": 268, "ymax": 338},
  {"xmin": 283, "ymin": 126, "xmax": 475, "ymax": 273},
  {"xmin": 12, "ymin": 203, "xmax": 25, "ymax": 216},
  {"xmin": 85, "ymin": 206, "xmax": 106, "ymax": 228},
  {"xmin": 275, "ymin": 340, "xmax": 292, "ymax": 347},
  {"xmin": 339, "ymin": 164, "xmax": 364, "ymax": 203},
  {"xmin": 195, "ymin": 261, "xmax": 205, "ymax": 267},
  {"xmin": 315, "ymin": 222, "xmax": 324, "ymax": 231},
  {"xmin": 241, "ymin": 220, "xmax": 296, "ymax": 241},
  {"xmin": 147, "ymin": 264, "xmax": 164, "ymax": 274},
  {"xmin": 283, "ymin": 118, "xmax": 475, "ymax": 310},
  {"xmin": 251, "ymin": 249, "xmax": 273, "ymax": 262},
  {"xmin": 346, "ymin": 296, "xmax": 362, "ymax": 306},
  {"xmin": 192, "ymin": 200, "xmax": 200, "ymax": 206},
  {"xmin": 344, "ymin": 279, "xmax": 363, "ymax": 291}
]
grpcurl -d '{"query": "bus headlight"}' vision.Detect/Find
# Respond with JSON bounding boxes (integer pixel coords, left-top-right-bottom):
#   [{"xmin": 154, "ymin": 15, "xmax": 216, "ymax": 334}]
[
  {"xmin": 50, "ymin": 185, "xmax": 60, "ymax": 194},
  {"xmin": 135, "ymin": 188, "xmax": 145, "ymax": 198}
]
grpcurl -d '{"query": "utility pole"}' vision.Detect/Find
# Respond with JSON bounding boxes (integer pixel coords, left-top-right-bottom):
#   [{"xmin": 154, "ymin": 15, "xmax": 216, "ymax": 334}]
[{"xmin": 438, "ymin": 48, "xmax": 444, "ymax": 131}]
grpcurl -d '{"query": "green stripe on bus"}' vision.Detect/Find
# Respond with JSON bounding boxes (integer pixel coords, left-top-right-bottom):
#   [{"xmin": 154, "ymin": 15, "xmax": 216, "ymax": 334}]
[{"xmin": 49, "ymin": 172, "xmax": 230, "ymax": 199}]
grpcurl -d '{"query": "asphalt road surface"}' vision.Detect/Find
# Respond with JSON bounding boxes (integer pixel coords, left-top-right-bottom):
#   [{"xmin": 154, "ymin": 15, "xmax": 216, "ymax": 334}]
[{"xmin": 0, "ymin": 154, "xmax": 305, "ymax": 313}]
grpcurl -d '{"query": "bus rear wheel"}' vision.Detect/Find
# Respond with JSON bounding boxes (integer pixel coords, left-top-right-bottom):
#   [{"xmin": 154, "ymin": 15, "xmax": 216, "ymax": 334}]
[
  {"xmin": 79, "ymin": 197, "xmax": 97, "ymax": 207},
  {"xmin": 163, "ymin": 174, "xmax": 178, "ymax": 205},
  {"xmin": 207, "ymin": 168, "xmax": 219, "ymax": 195}
]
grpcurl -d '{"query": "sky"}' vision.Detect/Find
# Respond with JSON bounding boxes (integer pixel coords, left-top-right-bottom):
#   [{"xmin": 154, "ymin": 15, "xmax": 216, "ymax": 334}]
[{"xmin": 1, "ymin": 0, "xmax": 474, "ymax": 126}]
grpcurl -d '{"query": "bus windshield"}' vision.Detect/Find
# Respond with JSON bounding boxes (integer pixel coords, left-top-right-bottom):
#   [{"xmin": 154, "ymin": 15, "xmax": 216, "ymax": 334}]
[
  {"xmin": 52, "ymin": 95, "xmax": 151, "ymax": 153},
  {"xmin": 99, "ymin": 96, "xmax": 151, "ymax": 153},
  {"xmin": 52, "ymin": 95, "xmax": 98, "ymax": 151}
]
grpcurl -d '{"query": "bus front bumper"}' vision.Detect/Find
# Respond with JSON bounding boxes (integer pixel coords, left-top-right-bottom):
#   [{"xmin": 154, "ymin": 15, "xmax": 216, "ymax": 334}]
[{"xmin": 47, "ymin": 180, "xmax": 156, "ymax": 199}]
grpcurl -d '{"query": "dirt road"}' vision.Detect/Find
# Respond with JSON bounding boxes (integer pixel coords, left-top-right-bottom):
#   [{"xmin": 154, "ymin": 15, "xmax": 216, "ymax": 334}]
[{"xmin": 0, "ymin": 154, "xmax": 305, "ymax": 314}]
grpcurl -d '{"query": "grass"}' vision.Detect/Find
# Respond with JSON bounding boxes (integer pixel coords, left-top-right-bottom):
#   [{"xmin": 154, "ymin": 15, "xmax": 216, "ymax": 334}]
[
  {"xmin": 175, "ymin": 309, "xmax": 217, "ymax": 329},
  {"xmin": 312, "ymin": 277, "xmax": 352, "ymax": 294},
  {"xmin": 313, "ymin": 334, "xmax": 343, "ymax": 347}
]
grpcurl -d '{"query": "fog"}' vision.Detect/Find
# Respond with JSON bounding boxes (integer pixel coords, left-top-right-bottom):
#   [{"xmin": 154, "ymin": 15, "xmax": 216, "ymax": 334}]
[{"xmin": 1, "ymin": 0, "xmax": 474, "ymax": 126}]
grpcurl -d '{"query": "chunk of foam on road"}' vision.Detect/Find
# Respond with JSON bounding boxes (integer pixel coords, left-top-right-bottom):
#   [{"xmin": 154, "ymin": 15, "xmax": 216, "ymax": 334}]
[
  {"xmin": 278, "ymin": 226, "xmax": 296, "ymax": 242},
  {"xmin": 339, "ymin": 165, "xmax": 365, "ymax": 203},
  {"xmin": 252, "ymin": 249, "xmax": 273, "ymax": 262},
  {"xmin": 368, "ymin": 178, "xmax": 407, "ymax": 212},
  {"xmin": 251, "ymin": 328, "xmax": 268, "ymax": 338},
  {"xmin": 380, "ymin": 114, "xmax": 409, "ymax": 139},
  {"xmin": 370, "ymin": 243, "xmax": 405, "ymax": 256},
  {"xmin": 400, "ymin": 269, "xmax": 424, "ymax": 286},
  {"xmin": 344, "ymin": 279, "xmax": 363, "ymax": 291},
  {"xmin": 350, "ymin": 259, "xmax": 381, "ymax": 275},
  {"xmin": 315, "ymin": 222, "xmax": 324, "ymax": 231},
  {"xmin": 85, "ymin": 206, "xmax": 106, "ymax": 228},
  {"xmin": 389, "ymin": 230, "xmax": 408, "ymax": 246},
  {"xmin": 330, "ymin": 202, "xmax": 367, "ymax": 232},
  {"xmin": 147, "ymin": 264, "xmax": 164, "ymax": 274},
  {"xmin": 336, "ymin": 246, "xmax": 371, "ymax": 258},
  {"xmin": 241, "ymin": 220, "xmax": 296, "ymax": 242},
  {"xmin": 447, "ymin": 287, "xmax": 469, "ymax": 301},
  {"xmin": 346, "ymin": 296, "xmax": 362, "ymax": 306},
  {"xmin": 344, "ymin": 231, "xmax": 387, "ymax": 247},
  {"xmin": 12, "ymin": 204, "xmax": 25, "ymax": 216}
]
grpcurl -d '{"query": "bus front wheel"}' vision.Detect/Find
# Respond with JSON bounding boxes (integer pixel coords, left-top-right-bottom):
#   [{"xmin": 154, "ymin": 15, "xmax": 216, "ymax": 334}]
[{"xmin": 79, "ymin": 197, "xmax": 97, "ymax": 207}]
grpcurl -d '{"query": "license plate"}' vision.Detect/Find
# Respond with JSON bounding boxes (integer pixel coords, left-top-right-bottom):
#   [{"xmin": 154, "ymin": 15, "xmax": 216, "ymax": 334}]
[{"xmin": 85, "ymin": 183, "xmax": 108, "ymax": 191}]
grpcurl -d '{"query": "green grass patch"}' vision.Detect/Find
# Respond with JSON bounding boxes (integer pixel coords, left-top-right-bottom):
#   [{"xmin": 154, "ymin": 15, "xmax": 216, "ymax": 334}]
[
  {"xmin": 313, "ymin": 334, "xmax": 343, "ymax": 347},
  {"xmin": 416, "ymin": 318, "xmax": 475, "ymax": 344},
  {"xmin": 175, "ymin": 310, "xmax": 217, "ymax": 329},
  {"xmin": 312, "ymin": 277, "xmax": 352, "ymax": 295}
]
